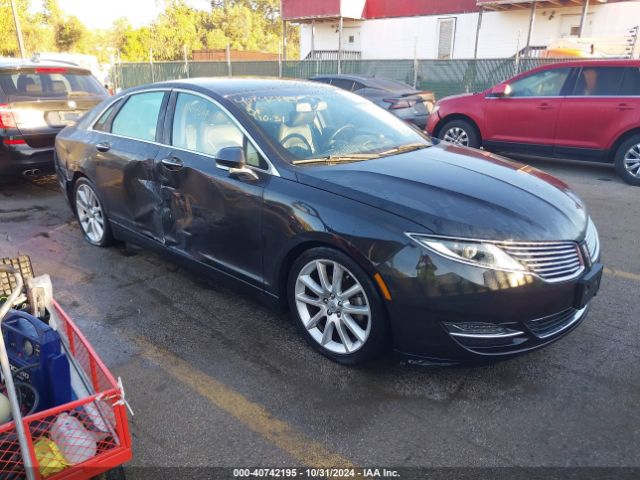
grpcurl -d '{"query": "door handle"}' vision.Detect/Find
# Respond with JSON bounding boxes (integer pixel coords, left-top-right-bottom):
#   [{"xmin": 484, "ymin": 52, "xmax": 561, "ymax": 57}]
[
  {"xmin": 161, "ymin": 156, "xmax": 184, "ymax": 171},
  {"xmin": 537, "ymin": 103, "xmax": 553, "ymax": 110},
  {"xmin": 617, "ymin": 103, "xmax": 634, "ymax": 111},
  {"xmin": 95, "ymin": 142, "xmax": 111, "ymax": 152}
]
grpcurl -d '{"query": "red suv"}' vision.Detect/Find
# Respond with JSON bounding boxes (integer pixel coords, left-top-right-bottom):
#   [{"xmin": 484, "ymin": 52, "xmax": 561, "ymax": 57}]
[{"xmin": 426, "ymin": 60, "xmax": 640, "ymax": 185}]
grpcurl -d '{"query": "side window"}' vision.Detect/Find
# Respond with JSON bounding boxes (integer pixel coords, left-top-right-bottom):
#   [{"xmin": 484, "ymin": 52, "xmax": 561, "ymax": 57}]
[
  {"xmin": 620, "ymin": 67, "xmax": 640, "ymax": 96},
  {"xmin": 93, "ymin": 100, "xmax": 121, "ymax": 132},
  {"xmin": 313, "ymin": 78, "xmax": 332, "ymax": 85},
  {"xmin": 509, "ymin": 68, "xmax": 571, "ymax": 97},
  {"xmin": 570, "ymin": 67, "xmax": 624, "ymax": 96},
  {"xmin": 352, "ymin": 81, "xmax": 365, "ymax": 91},
  {"xmin": 172, "ymin": 92, "xmax": 267, "ymax": 169},
  {"xmin": 111, "ymin": 91, "xmax": 164, "ymax": 141},
  {"xmin": 330, "ymin": 79, "xmax": 355, "ymax": 91}
]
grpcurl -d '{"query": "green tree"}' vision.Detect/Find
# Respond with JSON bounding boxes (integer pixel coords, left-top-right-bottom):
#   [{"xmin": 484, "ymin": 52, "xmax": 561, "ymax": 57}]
[
  {"xmin": 55, "ymin": 15, "xmax": 86, "ymax": 51},
  {"xmin": 0, "ymin": 0, "xmax": 30, "ymax": 57},
  {"xmin": 150, "ymin": 0, "xmax": 203, "ymax": 60}
]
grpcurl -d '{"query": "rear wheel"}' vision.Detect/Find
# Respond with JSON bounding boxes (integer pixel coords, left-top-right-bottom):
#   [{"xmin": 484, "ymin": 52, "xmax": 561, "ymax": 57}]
[
  {"xmin": 614, "ymin": 134, "xmax": 640, "ymax": 186},
  {"xmin": 438, "ymin": 119, "xmax": 481, "ymax": 149},
  {"xmin": 287, "ymin": 248, "xmax": 389, "ymax": 365},
  {"xmin": 73, "ymin": 178, "xmax": 113, "ymax": 246}
]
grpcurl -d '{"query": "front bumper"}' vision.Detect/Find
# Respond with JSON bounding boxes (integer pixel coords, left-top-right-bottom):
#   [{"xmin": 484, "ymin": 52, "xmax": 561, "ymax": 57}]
[
  {"xmin": 382, "ymin": 243, "xmax": 601, "ymax": 364},
  {"xmin": 425, "ymin": 111, "xmax": 441, "ymax": 135}
]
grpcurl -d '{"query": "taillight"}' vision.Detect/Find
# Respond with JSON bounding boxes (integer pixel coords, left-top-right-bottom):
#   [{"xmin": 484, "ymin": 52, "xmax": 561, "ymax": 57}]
[
  {"xmin": 3, "ymin": 138, "xmax": 26, "ymax": 145},
  {"xmin": 0, "ymin": 104, "xmax": 17, "ymax": 129},
  {"xmin": 384, "ymin": 98, "xmax": 418, "ymax": 110}
]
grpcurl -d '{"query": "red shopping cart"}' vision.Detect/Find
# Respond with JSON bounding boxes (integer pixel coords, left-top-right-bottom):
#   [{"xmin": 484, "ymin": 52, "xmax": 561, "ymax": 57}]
[{"xmin": 0, "ymin": 260, "xmax": 132, "ymax": 479}]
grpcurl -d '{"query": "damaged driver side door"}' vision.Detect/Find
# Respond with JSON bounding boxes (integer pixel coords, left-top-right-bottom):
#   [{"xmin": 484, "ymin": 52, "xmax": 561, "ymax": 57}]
[{"xmin": 154, "ymin": 90, "xmax": 269, "ymax": 288}]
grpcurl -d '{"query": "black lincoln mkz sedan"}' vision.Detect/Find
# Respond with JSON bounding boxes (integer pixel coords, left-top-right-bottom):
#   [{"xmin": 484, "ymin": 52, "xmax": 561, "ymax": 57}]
[{"xmin": 55, "ymin": 78, "xmax": 602, "ymax": 365}]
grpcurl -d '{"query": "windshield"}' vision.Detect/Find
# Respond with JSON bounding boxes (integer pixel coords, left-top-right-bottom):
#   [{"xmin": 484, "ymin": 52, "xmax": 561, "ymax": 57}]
[
  {"xmin": 229, "ymin": 86, "xmax": 430, "ymax": 163},
  {"xmin": 0, "ymin": 68, "xmax": 105, "ymax": 99}
]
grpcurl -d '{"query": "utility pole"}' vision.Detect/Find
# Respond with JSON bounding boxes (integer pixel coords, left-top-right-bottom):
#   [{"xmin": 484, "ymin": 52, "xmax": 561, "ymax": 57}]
[
  {"xmin": 473, "ymin": 7, "xmax": 484, "ymax": 59},
  {"xmin": 10, "ymin": 0, "xmax": 26, "ymax": 59},
  {"xmin": 524, "ymin": 1, "xmax": 536, "ymax": 57},
  {"xmin": 578, "ymin": 0, "xmax": 590, "ymax": 38}
]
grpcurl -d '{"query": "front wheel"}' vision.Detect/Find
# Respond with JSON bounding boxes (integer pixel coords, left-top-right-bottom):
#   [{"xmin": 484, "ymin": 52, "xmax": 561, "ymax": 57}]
[
  {"xmin": 73, "ymin": 178, "xmax": 113, "ymax": 246},
  {"xmin": 438, "ymin": 119, "xmax": 481, "ymax": 149},
  {"xmin": 614, "ymin": 134, "xmax": 640, "ymax": 186},
  {"xmin": 288, "ymin": 248, "xmax": 389, "ymax": 365}
]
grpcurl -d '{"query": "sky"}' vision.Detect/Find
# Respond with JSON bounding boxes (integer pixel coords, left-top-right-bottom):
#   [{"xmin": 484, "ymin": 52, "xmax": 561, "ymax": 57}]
[{"xmin": 31, "ymin": 0, "xmax": 211, "ymax": 29}]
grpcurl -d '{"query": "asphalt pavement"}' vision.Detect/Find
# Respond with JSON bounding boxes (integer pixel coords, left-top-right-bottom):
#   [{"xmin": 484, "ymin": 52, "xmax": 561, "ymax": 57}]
[{"xmin": 0, "ymin": 156, "xmax": 638, "ymax": 479}]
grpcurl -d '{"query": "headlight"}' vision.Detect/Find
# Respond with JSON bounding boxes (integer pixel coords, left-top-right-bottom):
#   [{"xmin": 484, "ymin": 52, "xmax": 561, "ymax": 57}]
[{"xmin": 407, "ymin": 234, "xmax": 526, "ymax": 272}]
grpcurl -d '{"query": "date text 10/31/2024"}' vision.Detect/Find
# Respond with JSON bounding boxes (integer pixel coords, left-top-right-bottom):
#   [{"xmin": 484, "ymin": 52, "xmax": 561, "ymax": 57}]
[{"xmin": 232, "ymin": 468, "xmax": 400, "ymax": 478}]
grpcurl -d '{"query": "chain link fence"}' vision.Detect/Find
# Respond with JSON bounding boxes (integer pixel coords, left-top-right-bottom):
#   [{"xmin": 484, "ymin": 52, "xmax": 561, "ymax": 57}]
[{"xmin": 116, "ymin": 57, "xmax": 584, "ymax": 100}]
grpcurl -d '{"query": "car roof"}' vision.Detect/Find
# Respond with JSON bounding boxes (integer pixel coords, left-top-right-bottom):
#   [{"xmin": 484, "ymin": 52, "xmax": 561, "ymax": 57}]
[
  {"xmin": 310, "ymin": 74, "xmax": 416, "ymax": 92},
  {"xmin": 127, "ymin": 77, "xmax": 337, "ymax": 97},
  {"xmin": 311, "ymin": 74, "xmax": 373, "ymax": 82},
  {"xmin": 534, "ymin": 59, "xmax": 640, "ymax": 69},
  {"xmin": 0, "ymin": 58, "xmax": 91, "ymax": 72}
]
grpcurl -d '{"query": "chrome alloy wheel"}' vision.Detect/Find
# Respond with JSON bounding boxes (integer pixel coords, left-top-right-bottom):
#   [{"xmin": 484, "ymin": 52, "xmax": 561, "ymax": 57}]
[
  {"xmin": 443, "ymin": 127, "xmax": 469, "ymax": 146},
  {"xmin": 76, "ymin": 184, "xmax": 105, "ymax": 243},
  {"xmin": 294, "ymin": 259, "xmax": 372, "ymax": 355},
  {"xmin": 623, "ymin": 142, "xmax": 640, "ymax": 178}
]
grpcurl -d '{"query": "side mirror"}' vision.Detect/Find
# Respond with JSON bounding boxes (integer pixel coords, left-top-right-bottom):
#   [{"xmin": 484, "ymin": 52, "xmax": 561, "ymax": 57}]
[
  {"xmin": 488, "ymin": 84, "xmax": 512, "ymax": 98},
  {"xmin": 215, "ymin": 146, "xmax": 258, "ymax": 181},
  {"xmin": 215, "ymin": 146, "xmax": 246, "ymax": 168}
]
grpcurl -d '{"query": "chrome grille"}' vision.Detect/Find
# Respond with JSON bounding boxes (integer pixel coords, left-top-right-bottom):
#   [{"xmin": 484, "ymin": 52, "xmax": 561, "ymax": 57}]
[
  {"xmin": 499, "ymin": 241, "xmax": 583, "ymax": 282},
  {"xmin": 584, "ymin": 218, "xmax": 600, "ymax": 262}
]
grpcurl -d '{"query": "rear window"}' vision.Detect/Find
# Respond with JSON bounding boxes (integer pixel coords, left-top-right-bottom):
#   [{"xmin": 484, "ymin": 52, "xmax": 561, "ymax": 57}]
[{"xmin": 0, "ymin": 69, "xmax": 104, "ymax": 98}]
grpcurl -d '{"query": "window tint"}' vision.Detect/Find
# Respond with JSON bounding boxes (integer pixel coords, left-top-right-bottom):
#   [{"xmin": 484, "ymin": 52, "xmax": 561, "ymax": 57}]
[
  {"xmin": 172, "ymin": 93, "xmax": 266, "ymax": 169},
  {"xmin": 620, "ymin": 67, "xmax": 640, "ymax": 96},
  {"xmin": 330, "ymin": 79, "xmax": 355, "ymax": 91},
  {"xmin": 509, "ymin": 68, "xmax": 570, "ymax": 97},
  {"xmin": 93, "ymin": 100, "xmax": 121, "ymax": 132},
  {"xmin": 111, "ymin": 92, "xmax": 164, "ymax": 142},
  {"xmin": 571, "ymin": 67, "xmax": 624, "ymax": 96},
  {"xmin": 0, "ymin": 70, "xmax": 104, "ymax": 98}
]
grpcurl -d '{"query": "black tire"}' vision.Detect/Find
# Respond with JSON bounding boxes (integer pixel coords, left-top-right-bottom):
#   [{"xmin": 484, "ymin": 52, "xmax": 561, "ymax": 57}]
[
  {"xmin": 287, "ymin": 247, "xmax": 390, "ymax": 365},
  {"xmin": 613, "ymin": 134, "xmax": 640, "ymax": 186},
  {"xmin": 73, "ymin": 177, "xmax": 114, "ymax": 247},
  {"xmin": 92, "ymin": 466, "xmax": 126, "ymax": 480},
  {"xmin": 438, "ymin": 118, "xmax": 481, "ymax": 149}
]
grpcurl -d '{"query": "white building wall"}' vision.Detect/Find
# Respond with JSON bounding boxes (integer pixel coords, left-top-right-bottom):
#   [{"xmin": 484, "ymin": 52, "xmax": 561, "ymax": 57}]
[{"xmin": 298, "ymin": 2, "xmax": 640, "ymax": 59}]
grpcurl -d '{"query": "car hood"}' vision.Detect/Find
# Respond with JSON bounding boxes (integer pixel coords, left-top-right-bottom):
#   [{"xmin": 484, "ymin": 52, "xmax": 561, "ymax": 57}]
[
  {"xmin": 437, "ymin": 92, "xmax": 479, "ymax": 104},
  {"xmin": 294, "ymin": 143, "xmax": 588, "ymax": 242}
]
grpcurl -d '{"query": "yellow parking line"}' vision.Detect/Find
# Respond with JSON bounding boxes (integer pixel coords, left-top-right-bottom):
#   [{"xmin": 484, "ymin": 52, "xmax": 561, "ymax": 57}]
[
  {"xmin": 135, "ymin": 336, "xmax": 355, "ymax": 468},
  {"xmin": 604, "ymin": 268, "xmax": 640, "ymax": 283}
]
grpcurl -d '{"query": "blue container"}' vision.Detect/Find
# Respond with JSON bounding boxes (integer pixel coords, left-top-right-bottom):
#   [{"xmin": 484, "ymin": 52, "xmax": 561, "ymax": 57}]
[{"xmin": 2, "ymin": 310, "xmax": 71, "ymax": 411}]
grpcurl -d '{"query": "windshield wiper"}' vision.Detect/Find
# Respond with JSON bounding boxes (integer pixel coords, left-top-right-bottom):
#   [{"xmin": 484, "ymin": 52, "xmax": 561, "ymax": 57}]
[
  {"xmin": 292, "ymin": 153, "xmax": 382, "ymax": 165},
  {"xmin": 379, "ymin": 142, "xmax": 430, "ymax": 156},
  {"xmin": 291, "ymin": 143, "xmax": 430, "ymax": 166}
]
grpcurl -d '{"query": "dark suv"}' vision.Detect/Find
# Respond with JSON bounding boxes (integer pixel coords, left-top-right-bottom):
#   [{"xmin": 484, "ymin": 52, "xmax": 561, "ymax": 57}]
[{"xmin": 0, "ymin": 59, "xmax": 107, "ymax": 178}]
